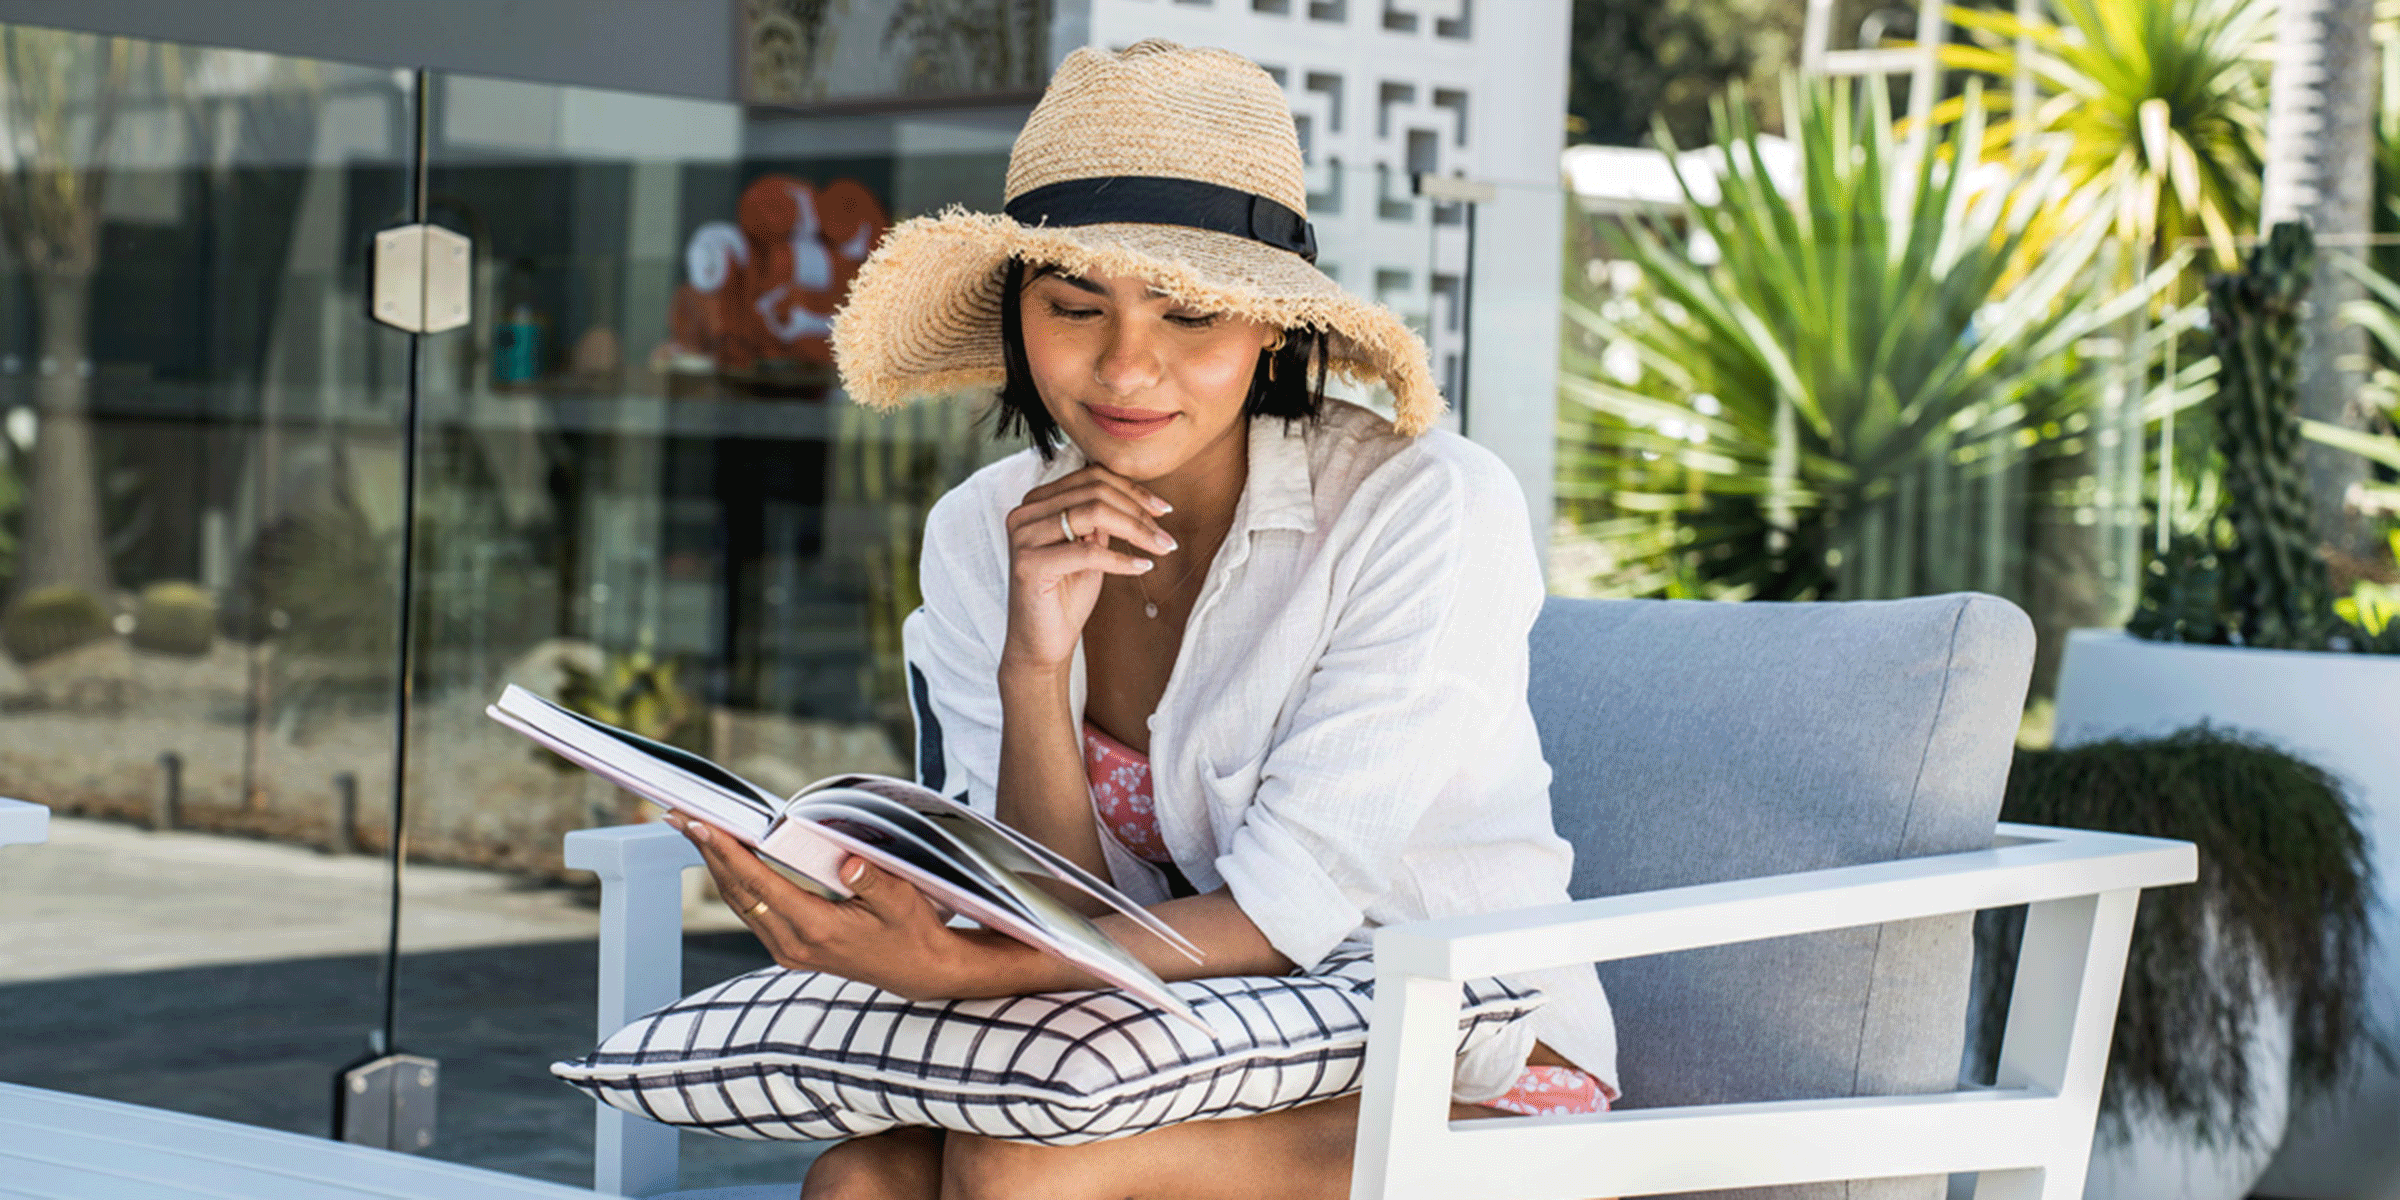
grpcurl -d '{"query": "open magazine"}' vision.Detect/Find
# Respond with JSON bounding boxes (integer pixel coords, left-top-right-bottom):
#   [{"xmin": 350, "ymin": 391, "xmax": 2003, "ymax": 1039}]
[{"xmin": 488, "ymin": 684, "xmax": 1208, "ymax": 1030}]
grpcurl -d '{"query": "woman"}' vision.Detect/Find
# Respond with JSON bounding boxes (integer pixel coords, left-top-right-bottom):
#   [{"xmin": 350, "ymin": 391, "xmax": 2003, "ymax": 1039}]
[{"xmin": 664, "ymin": 39, "xmax": 1617, "ymax": 1200}]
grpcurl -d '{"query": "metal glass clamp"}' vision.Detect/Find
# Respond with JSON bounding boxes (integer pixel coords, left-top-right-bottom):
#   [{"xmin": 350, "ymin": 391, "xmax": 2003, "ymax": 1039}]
[{"xmin": 370, "ymin": 224, "xmax": 472, "ymax": 334}]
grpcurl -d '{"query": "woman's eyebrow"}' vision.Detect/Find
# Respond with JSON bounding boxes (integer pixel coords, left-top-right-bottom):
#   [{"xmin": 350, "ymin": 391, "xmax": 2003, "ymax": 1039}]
[{"xmin": 1029, "ymin": 266, "xmax": 1104, "ymax": 296}]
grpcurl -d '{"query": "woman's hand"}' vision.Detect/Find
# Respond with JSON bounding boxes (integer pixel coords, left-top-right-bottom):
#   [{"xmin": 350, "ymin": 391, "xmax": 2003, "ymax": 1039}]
[
  {"xmin": 1002, "ymin": 465, "xmax": 1177, "ymax": 672},
  {"xmin": 665, "ymin": 813, "xmax": 996, "ymax": 1001}
]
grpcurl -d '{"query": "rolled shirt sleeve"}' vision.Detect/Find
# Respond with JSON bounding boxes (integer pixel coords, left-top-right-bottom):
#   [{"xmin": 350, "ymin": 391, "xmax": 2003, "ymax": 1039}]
[{"xmin": 1213, "ymin": 448, "xmax": 1543, "ymax": 970}]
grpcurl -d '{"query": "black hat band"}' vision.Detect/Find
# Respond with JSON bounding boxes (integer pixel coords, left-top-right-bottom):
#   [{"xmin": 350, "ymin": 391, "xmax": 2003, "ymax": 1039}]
[{"xmin": 1004, "ymin": 176, "xmax": 1318, "ymax": 264}]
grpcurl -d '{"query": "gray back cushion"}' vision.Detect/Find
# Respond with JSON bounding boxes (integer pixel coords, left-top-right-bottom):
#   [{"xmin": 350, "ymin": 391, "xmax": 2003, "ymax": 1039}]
[{"xmin": 1530, "ymin": 594, "xmax": 2032, "ymax": 1200}]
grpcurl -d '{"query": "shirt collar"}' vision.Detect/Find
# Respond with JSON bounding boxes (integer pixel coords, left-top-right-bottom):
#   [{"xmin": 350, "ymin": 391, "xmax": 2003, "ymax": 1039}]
[{"xmin": 1030, "ymin": 414, "xmax": 1319, "ymax": 538}]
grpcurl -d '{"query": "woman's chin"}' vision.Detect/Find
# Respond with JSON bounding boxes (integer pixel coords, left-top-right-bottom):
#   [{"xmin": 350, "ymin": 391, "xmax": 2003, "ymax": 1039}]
[
  {"xmin": 1078, "ymin": 444, "xmax": 1176, "ymax": 482},
  {"xmin": 1069, "ymin": 428, "xmax": 1183, "ymax": 478}
]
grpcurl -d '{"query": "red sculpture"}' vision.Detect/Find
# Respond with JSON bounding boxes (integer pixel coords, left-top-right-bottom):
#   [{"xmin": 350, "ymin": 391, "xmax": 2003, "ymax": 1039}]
[{"xmin": 668, "ymin": 173, "xmax": 888, "ymax": 373}]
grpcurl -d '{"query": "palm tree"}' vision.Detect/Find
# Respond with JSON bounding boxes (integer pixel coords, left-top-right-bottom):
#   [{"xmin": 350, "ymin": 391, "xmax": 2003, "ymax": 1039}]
[{"xmin": 2260, "ymin": 0, "xmax": 2380, "ymax": 556}]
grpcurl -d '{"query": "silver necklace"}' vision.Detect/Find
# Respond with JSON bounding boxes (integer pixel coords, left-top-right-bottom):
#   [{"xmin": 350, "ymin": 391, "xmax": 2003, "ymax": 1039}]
[{"xmin": 1132, "ymin": 534, "xmax": 1215, "ymax": 619}]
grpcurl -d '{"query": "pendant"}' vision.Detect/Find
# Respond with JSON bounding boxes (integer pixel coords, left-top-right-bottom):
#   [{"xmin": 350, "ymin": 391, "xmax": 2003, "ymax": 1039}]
[{"xmin": 1144, "ymin": 601, "xmax": 1160, "ymax": 619}]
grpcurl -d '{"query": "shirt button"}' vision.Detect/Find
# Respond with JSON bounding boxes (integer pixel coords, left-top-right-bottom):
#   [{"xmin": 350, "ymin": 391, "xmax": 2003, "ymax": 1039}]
[{"xmin": 1145, "ymin": 714, "xmax": 1158, "ymax": 730}]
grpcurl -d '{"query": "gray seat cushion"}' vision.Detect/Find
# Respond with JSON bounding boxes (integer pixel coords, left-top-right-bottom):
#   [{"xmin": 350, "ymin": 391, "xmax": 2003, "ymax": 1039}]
[{"xmin": 1530, "ymin": 594, "xmax": 2032, "ymax": 1200}]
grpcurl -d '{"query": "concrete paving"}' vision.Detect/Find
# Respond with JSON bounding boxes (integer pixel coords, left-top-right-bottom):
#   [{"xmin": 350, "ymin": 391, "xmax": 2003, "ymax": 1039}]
[{"xmin": 0, "ymin": 816, "xmax": 828, "ymax": 1191}]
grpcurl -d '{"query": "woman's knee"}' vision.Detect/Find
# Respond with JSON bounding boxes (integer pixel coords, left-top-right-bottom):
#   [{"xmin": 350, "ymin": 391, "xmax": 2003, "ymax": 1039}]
[
  {"xmin": 804, "ymin": 1128, "xmax": 945, "ymax": 1200},
  {"xmin": 939, "ymin": 1133, "xmax": 1109, "ymax": 1200}
]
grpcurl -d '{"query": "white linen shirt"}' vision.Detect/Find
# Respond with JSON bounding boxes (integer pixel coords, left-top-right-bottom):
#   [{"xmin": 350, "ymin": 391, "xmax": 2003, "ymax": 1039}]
[{"xmin": 904, "ymin": 398, "xmax": 1618, "ymax": 1102}]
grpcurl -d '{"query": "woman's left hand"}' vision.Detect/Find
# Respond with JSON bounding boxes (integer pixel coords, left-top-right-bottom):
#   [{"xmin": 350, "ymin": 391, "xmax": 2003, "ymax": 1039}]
[{"xmin": 665, "ymin": 813, "xmax": 993, "ymax": 1001}]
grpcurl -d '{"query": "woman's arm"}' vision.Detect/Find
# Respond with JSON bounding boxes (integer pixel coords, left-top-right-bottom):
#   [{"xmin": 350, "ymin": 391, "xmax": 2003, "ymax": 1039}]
[
  {"xmin": 989, "ymin": 464, "xmax": 1180, "ymax": 907},
  {"xmin": 993, "ymin": 658, "xmax": 1114, "ymax": 913}
]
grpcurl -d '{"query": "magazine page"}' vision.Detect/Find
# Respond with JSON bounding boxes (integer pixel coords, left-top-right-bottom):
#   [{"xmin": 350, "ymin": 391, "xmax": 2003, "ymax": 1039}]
[
  {"xmin": 489, "ymin": 692, "xmax": 772, "ymax": 844},
  {"xmin": 507, "ymin": 686, "xmax": 782, "ymax": 811},
  {"xmin": 491, "ymin": 692, "xmax": 1205, "ymax": 1030},
  {"xmin": 492, "ymin": 686, "xmax": 847, "ymax": 892},
  {"xmin": 800, "ymin": 774, "xmax": 1203, "ymax": 962},
  {"xmin": 790, "ymin": 803, "xmax": 1024, "ymax": 920}
]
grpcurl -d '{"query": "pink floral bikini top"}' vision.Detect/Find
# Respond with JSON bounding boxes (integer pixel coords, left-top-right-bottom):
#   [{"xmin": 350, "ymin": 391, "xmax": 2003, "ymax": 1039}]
[
  {"xmin": 1082, "ymin": 719, "xmax": 1171, "ymax": 864},
  {"xmin": 1076, "ymin": 718, "xmax": 1613, "ymax": 1117}
]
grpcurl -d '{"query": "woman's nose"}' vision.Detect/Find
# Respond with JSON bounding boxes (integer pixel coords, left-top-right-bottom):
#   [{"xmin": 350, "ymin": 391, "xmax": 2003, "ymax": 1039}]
[{"xmin": 1092, "ymin": 320, "xmax": 1163, "ymax": 395}]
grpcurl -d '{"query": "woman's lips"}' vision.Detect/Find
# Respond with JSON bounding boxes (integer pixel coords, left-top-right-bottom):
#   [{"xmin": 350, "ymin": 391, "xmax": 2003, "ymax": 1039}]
[{"xmin": 1085, "ymin": 403, "xmax": 1177, "ymax": 440}]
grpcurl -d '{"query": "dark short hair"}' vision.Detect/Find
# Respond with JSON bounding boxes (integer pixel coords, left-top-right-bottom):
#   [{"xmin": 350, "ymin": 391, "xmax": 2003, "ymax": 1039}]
[{"xmin": 992, "ymin": 257, "xmax": 1328, "ymax": 460}]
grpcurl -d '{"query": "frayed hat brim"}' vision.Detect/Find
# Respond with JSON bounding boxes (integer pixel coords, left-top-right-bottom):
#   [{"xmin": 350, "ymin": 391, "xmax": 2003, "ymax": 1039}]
[{"xmin": 829, "ymin": 207, "xmax": 1445, "ymax": 437}]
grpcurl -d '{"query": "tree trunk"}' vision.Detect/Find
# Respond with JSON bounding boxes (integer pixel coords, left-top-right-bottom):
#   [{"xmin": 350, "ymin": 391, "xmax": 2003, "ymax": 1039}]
[
  {"xmin": 2261, "ymin": 0, "xmax": 2380, "ymax": 557},
  {"xmin": 15, "ymin": 268, "xmax": 112, "ymax": 603}
]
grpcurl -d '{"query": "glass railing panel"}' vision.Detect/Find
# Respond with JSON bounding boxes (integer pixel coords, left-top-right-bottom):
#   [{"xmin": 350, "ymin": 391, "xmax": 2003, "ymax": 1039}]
[{"xmin": 0, "ymin": 25, "xmax": 416, "ymax": 1139}]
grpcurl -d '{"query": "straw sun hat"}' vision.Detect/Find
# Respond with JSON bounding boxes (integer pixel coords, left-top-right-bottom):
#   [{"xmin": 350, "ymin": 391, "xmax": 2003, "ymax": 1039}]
[{"xmin": 829, "ymin": 39, "xmax": 1444, "ymax": 436}]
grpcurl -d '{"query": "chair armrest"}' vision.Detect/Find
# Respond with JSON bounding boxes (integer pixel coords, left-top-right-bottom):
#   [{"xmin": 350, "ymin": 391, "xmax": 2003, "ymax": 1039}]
[
  {"xmin": 564, "ymin": 821, "xmax": 703, "ymax": 885},
  {"xmin": 1352, "ymin": 823, "xmax": 2197, "ymax": 1200},
  {"xmin": 1374, "ymin": 822, "xmax": 2194, "ymax": 981},
  {"xmin": 0, "ymin": 799, "xmax": 46, "ymax": 849},
  {"xmin": 563, "ymin": 822, "xmax": 700, "ymax": 1197}
]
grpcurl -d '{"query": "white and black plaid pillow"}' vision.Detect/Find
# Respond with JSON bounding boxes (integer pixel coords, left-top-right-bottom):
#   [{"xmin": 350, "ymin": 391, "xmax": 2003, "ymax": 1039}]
[{"xmin": 552, "ymin": 946, "xmax": 1543, "ymax": 1145}]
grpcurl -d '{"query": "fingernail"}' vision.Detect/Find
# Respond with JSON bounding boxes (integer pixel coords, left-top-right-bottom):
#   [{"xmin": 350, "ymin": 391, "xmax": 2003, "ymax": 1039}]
[
  {"xmin": 1134, "ymin": 559, "xmax": 1155, "ymax": 572},
  {"xmin": 843, "ymin": 858, "xmax": 867, "ymax": 885},
  {"xmin": 1149, "ymin": 497, "xmax": 1173, "ymax": 514},
  {"xmin": 1158, "ymin": 534, "xmax": 1179, "ymax": 551},
  {"xmin": 689, "ymin": 822, "xmax": 712, "ymax": 842}
]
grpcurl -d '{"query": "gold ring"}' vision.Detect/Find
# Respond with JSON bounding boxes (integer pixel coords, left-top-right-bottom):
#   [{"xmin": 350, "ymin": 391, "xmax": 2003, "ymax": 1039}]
[{"xmin": 744, "ymin": 898, "xmax": 772, "ymax": 919}]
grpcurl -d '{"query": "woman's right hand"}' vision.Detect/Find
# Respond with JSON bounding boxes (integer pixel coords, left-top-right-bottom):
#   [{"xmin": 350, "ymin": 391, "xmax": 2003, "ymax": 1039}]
[{"xmin": 1001, "ymin": 465, "xmax": 1178, "ymax": 671}]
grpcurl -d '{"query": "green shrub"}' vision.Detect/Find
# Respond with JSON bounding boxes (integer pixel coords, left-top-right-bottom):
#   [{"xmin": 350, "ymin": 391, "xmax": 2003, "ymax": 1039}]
[
  {"xmin": 1974, "ymin": 727, "xmax": 2380, "ymax": 1146},
  {"xmin": 1, "ymin": 586, "xmax": 111, "ymax": 665},
  {"xmin": 131, "ymin": 581, "xmax": 215, "ymax": 657}
]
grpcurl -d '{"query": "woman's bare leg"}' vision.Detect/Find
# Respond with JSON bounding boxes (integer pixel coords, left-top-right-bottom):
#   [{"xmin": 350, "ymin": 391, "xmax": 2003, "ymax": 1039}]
[
  {"xmin": 802, "ymin": 1126, "xmax": 945, "ymax": 1200},
  {"xmin": 799, "ymin": 1097, "xmax": 1547, "ymax": 1200},
  {"xmin": 932, "ymin": 1095, "xmax": 1519, "ymax": 1200}
]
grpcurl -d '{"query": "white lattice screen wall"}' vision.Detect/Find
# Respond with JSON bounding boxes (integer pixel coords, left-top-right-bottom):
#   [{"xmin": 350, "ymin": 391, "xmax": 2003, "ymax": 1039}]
[{"xmin": 1055, "ymin": 0, "xmax": 1573, "ymax": 553}]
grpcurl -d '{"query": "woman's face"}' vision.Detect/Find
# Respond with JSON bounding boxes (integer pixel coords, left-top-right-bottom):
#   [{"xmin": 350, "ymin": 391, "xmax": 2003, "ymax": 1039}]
[{"xmin": 1018, "ymin": 266, "xmax": 1276, "ymax": 483}]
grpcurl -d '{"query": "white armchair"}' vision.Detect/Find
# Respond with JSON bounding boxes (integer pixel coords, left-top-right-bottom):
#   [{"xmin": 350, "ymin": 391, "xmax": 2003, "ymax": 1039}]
[
  {"xmin": 565, "ymin": 820, "xmax": 2189, "ymax": 1200},
  {"xmin": 565, "ymin": 593, "xmax": 2196, "ymax": 1199}
]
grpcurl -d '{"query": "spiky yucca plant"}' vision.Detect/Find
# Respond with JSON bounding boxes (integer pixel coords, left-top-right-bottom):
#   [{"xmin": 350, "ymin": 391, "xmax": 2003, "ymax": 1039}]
[
  {"xmin": 1934, "ymin": 0, "xmax": 2271, "ymax": 272},
  {"xmin": 2323, "ymin": 252, "xmax": 2400, "ymax": 518},
  {"xmin": 1557, "ymin": 74, "xmax": 2170, "ymax": 600}
]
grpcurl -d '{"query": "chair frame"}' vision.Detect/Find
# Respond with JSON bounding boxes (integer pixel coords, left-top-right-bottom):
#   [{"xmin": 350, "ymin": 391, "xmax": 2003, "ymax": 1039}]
[
  {"xmin": 1352, "ymin": 822, "xmax": 2192, "ymax": 1200},
  {"xmin": 566, "ymin": 820, "xmax": 2191, "ymax": 1199}
]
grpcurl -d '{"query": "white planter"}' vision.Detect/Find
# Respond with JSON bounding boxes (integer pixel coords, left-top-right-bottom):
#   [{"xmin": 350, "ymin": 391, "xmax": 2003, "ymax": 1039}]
[
  {"xmin": 2054, "ymin": 630, "xmax": 2400, "ymax": 1200},
  {"xmin": 2080, "ymin": 960, "xmax": 2292, "ymax": 1200}
]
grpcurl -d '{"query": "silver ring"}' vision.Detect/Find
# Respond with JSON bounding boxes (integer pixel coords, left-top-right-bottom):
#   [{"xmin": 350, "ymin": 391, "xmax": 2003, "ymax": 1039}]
[{"xmin": 1059, "ymin": 510, "xmax": 1077, "ymax": 542}]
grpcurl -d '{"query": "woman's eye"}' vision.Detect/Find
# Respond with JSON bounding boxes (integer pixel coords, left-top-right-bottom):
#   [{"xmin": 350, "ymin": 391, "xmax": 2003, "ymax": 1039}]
[
  {"xmin": 1044, "ymin": 301, "xmax": 1100, "ymax": 320},
  {"xmin": 1165, "ymin": 313, "xmax": 1220, "ymax": 328}
]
